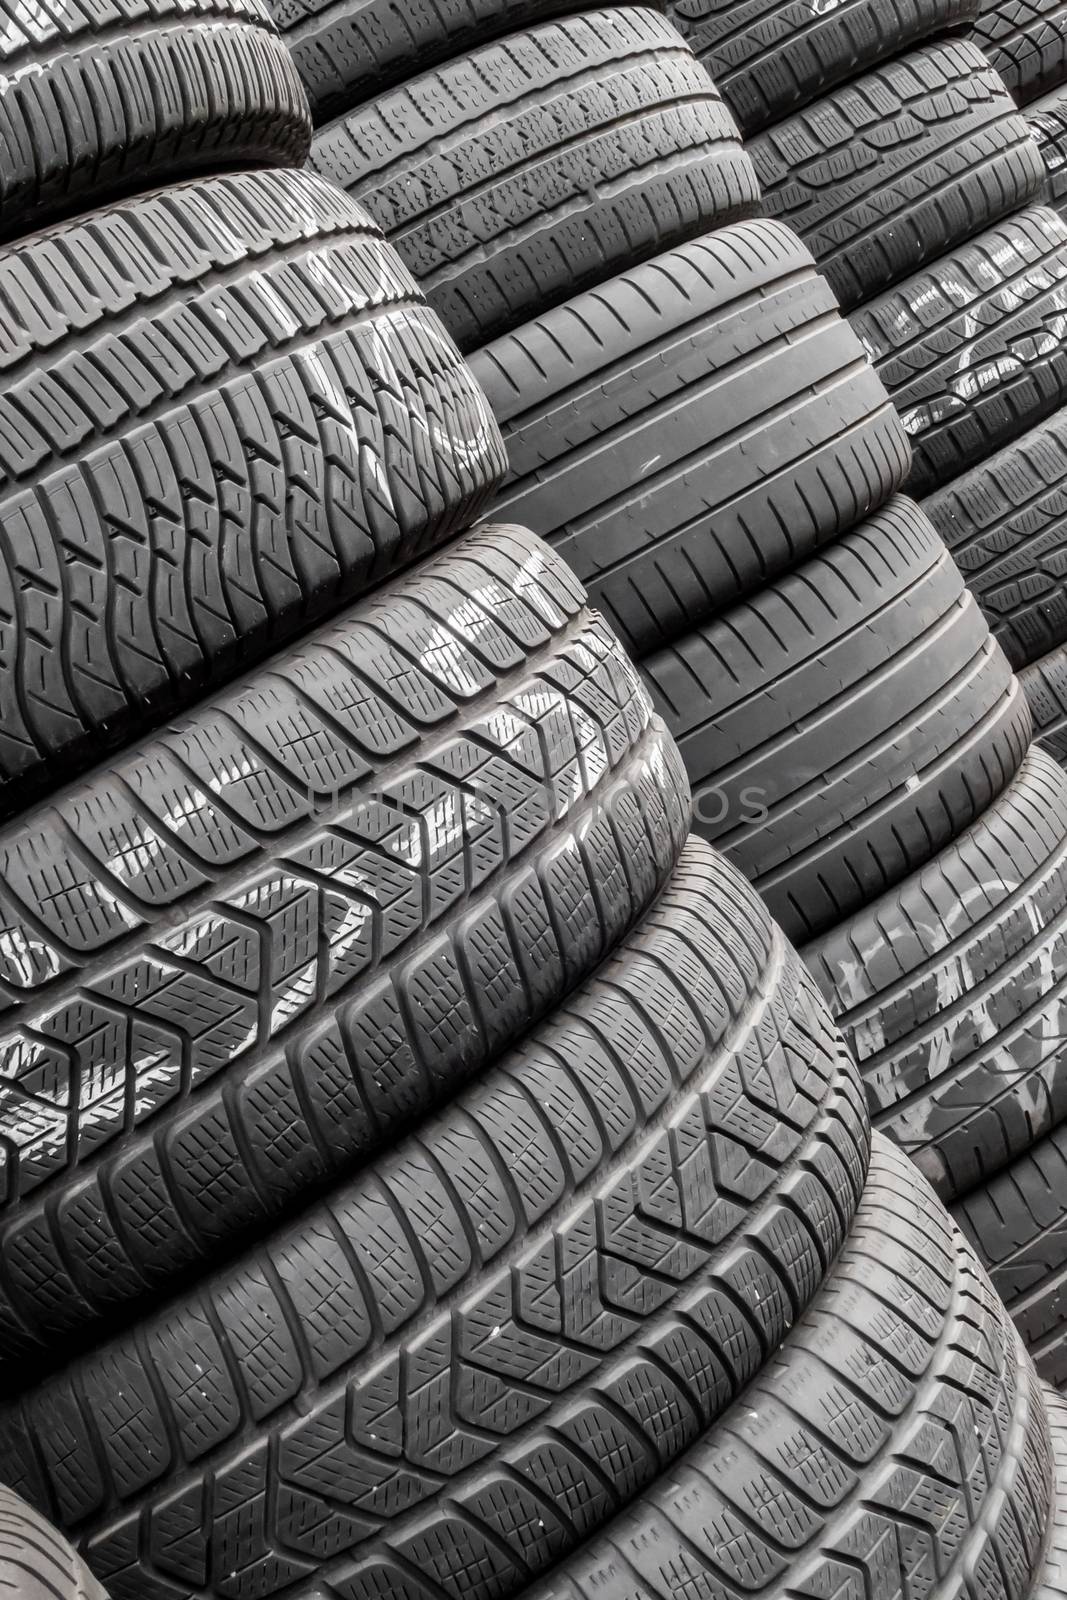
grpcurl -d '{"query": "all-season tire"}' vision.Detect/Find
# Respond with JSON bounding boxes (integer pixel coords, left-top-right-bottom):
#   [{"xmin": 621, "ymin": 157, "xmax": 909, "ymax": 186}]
[
  {"xmin": 1037, "ymin": 1388, "xmax": 1067, "ymax": 1593},
  {"xmin": 750, "ymin": 41, "xmax": 1042, "ymax": 311},
  {"xmin": 1031, "ymin": 89, "xmax": 1067, "ymax": 217},
  {"xmin": 0, "ymin": 839, "xmax": 871, "ymax": 1600},
  {"xmin": 805, "ymin": 744, "xmax": 1067, "ymax": 1200},
  {"xmin": 0, "ymin": 167, "xmax": 507, "ymax": 812},
  {"xmin": 308, "ymin": 7, "xmax": 762, "ymax": 350},
  {"xmin": 972, "ymin": 0, "xmax": 1067, "ymax": 102},
  {"xmin": 0, "ymin": 0, "xmax": 311, "ymax": 242},
  {"xmin": 0, "ymin": 523, "xmax": 690, "ymax": 1359},
  {"xmin": 643, "ymin": 496, "xmax": 1032, "ymax": 944},
  {"xmin": 953, "ymin": 1126, "xmax": 1067, "ymax": 1386},
  {"xmin": 663, "ymin": 0, "xmax": 978, "ymax": 134},
  {"xmin": 924, "ymin": 408, "xmax": 1067, "ymax": 668},
  {"xmin": 470, "ymin": 221, "xmax": 911, "ymax": 660},
  {"xmin": 512, "ymin": 1136, "xmax": 1054, "ymax": 1600},
  {"xmin": 267, "ymin": 0, "xmax": 580, "ymax": 124},
  {"xmin": 1023, "ymin": 640, "xmax": 1067, "ymax": 762},
  {"xmin": 854, "ymin": 205, "xmax": 1067, "ymax": 498},
  {"xmin": 0, "ymin": 1485, "xmax": 105, "ymax": 1600}
]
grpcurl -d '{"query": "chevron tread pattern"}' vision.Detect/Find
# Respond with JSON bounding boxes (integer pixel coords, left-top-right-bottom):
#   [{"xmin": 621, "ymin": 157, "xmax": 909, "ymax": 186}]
[
  {"xmin": 0, "ymin": 523, "xmax": 690, "ymax": 1358},
  {"xmin": 0, "ymin": 838, "xmax": 870, "ymax": 1600}
]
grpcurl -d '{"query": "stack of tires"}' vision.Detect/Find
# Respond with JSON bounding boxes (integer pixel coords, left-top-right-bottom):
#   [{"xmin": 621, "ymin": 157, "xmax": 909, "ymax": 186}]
[
  {"xmin": 3, "ymin": 6, "xmax": 1067, "ymax": 1600},
  {"xmin": 267, "ymin": 0, "xmax": 1067, "ymax": 1404},
  {"xmin": 649, "ymin": 2, "xmax": 1067, "ymax": 1392}
]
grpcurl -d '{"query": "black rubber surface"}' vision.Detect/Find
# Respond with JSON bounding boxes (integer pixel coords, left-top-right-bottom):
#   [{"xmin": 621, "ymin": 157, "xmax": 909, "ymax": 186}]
[
  {"xmin": 1038, "ymin": 1387, "xmax": 1067, "ymax": 1592},
  {"xmin": 0, "ymin": 0, "xmax": 311, "ymax": 241},
  {"xmin": 954, "ymin": 1125, "xmax": 1067, "ymax": 1387},
  {"xmin": 0, "ymin": 838, "xmax": 871, "ymax": 1600},
  {"xmin": 471, "ymin": 220, "xmax": 911, "ymax": 660},
  {"xmin": 267, "ymin": 0, "xmax": 579, "ymax": 123},
  {"xmin": 924, "ymin": 407, "xmax": 1067, "ymax": 668},
  {"xmin": 517, "ymin": 1135, "xmax": 1054, "ymax": 1600},
  {"xmin": 1031, "ymin": 89, "xmax": 1067, "ymax": 218},
  {"xmin": 0, "ymin": 167, "xmax": 508, "ymax": 814},
  {"xmin": 751, "ymin": 39, "xmax": 1043, "ymax": 310},
  {"xmin": 664, "ymin": 0, "xmax": 978, "ymax": 134},
  {"xmin": 854, "ymin": 204, "xmax": 1067, "ymax": 498},
  {"xmin": 1023, "ymin": 639, "xmax": 1067, "ymax": 763},
  {"xmin": 972, "ymin": 0, "xmax": 1067, "ymax": 103},
  {"xmin": 643, "ymin": 496, "xmax": 1032, "ymax": 944},
  {"xmin": 0, "ymin": 1485, "xmax": 105, "ymax": 1600},
  {"xmin": 0, "ymin": 523, "xmax": 691, "ymax": 1360},
  {"xmin": 308, "ymin": 7, "xmax": 762, "ymax": 350},
  {"xmin": 805, "ymin": 744, "xmax": 1067, "ymax": 1200}
]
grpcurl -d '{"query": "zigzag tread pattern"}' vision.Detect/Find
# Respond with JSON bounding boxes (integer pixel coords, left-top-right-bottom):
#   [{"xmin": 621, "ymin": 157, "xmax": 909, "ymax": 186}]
[
  {"xmin": 0, "ymin": 838, "xmax": 870, "ymax": 1600},
  {"xmin": 0, "ymin": 522, "xmax": 690, "ymax": 1357},
  {"xmin": 804, "ymin": 744, "xmax": 1067, "ymax": 1199},
  {"xmin": 308, "ymin": 7, "xmax": 762, "ymax": 349},
  {"xmin": 852, "ymin": 204, "xmax": 1067, "ymax": 497},
  {"xmin": 750, "ymin": 39, "xmax": 1043, "ymax": 309},
  {"xmin": 519, "ymin": 1135, "xmax": 1055, "ymax": 1600},
  {"xmin": 471, "ymin": 219, "xmax": 910, "ymax": 660},
  {"xmin": 0, "ymin": 167, "xmax": 507, "ymax": 807}
]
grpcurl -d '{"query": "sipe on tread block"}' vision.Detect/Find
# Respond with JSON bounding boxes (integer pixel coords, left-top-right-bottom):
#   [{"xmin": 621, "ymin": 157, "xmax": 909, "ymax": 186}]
[
  {"xmin": 0, "ymin": 0, "xmax": 311, "ymax": 240},
  {"xmin": 0, "ymin": 839, "xmax": 870, "ymax": 1600},
  {"xmin": 308, "ymin": 7, "xmax": 762, "ymax": 350},
  {"xmin": 0, "ymin": 523, "xmax": 691, "ymax": 1358},
  {"xmin": 0, "ymin": 167, "xmax": 508, "ymax": 810}
]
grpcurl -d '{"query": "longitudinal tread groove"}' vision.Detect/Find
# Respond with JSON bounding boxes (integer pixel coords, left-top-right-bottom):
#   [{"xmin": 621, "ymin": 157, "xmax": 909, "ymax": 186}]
[
  {"xmin": 805, "ymin": 744, "xmax": 1067, "ymax": 1199},
  {"xmin": 663, "ymin": 0, "xmax": 979, "ymax": 133},
  {"xmin": 0, "ymin": 522, "xmax": 691, "ymax": 1360},
  {"xmin": 0, "ymin": 839, "xmax": 871, "ymax": 1600},
  {"xmin": 0, "ymin": 1483, "xmax": 105, "ymax": 1599},
  {"xmin": 643, "ymin": 495, "xmax": 1030, "ymax": 943},
  {"xmin": 972, "ymin": 0, "xmax": 1067, "ymax": 101},
  {"xmin": 471, "ymin": 220, "xmax": 910, "ymax": 660},
  {"xmin": 751, "ymin": 40, "xmax": 1043, "ymax": 310},
  {"xmin": 307, "ymin": 8, "xmax": 761, "ymax": 349},
  {"xmin": 854, "ymin": 205, "xmax": 1067, "ymax": 497},
  {"xmin": 0, "ymin": 167, "xmax": 508, "ymax": 808}
]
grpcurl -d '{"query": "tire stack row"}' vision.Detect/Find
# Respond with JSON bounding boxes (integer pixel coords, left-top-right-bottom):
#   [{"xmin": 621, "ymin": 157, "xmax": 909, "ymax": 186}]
[
  {"xmin": 266, "ymin": 0, "xmax": 1067, "ymax": 1415},
  {"xmin": 664, "ymin": 0, "xmax": 1067, "ymax": 1389},
  {"xmin": 3, "ymin": 11, "xmax": 1067, "ymax": 1600}
]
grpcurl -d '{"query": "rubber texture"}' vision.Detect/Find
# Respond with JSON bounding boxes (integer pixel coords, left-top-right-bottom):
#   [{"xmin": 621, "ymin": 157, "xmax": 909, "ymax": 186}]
[
  {"xmin": 0, "ymin": 838, "xmax": 872, "ymax": 1600},
  {"xmin": 643, "ymin": 495, "xmax": 1032, "ymax": 945},
  {"xmin": 0, "ymin": 522, "xmax": 692, "ymax": 1360},
  {"xmin": 516, "ymin": 1134, "xmax": 1055, "ymax": 1600},
  {"xmin": 0, "ymin": 0, "xmax": 311, "ymax": 243},
  {"xmin": 307, "ymin": 7, "xmax": 763, "ymax": 351},
  {"xmin": 0, "ymin": 167, "xmax": 511, "ymax": 813},
  {"xmin": 854, "ymin": 204, "xmax": 1067, "ymax": 498},
  {"xmin": 663, "ymin": 0, "xmax": 978, "ymax": 135},
  {"xmin": 750, "ymin": 40, "xmax": 1043, "ymax": 311},
  {"xmin": 470, "ymin": 220, "xmax": 911, "ymax": 661},
  {"xmin": 953, "ymin": 1124, "xmax": 1067, "ymax": 1387},
  {"xmin": 1023, "ymin": 640, "xmax": 1067, "ymax": 763},
  {"xmin": 923, "ymin": 407, "xmax": 1067, "ymax": 669},
  {"xmin": 267, "ymin": 0, "xmax": 581, "ymax": 124},
  {"xmin": 972, "ymin": 0, "xmax": 1067, "ymax": 103},
  {"xmin": 1031, "ymin": 89, "xmax": 1067, "ymax": 218},
  {"xmin": 804, "ymin": 744, "xmax": 1067, "ymax": 1201},
  {"xmin": 0, "ymin": 1485, "xmax": 105, "ymax": 1600},
  {"xmin": 1037, "ymin": 1387, "xmax": 1067, "ymax": 1592}
]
